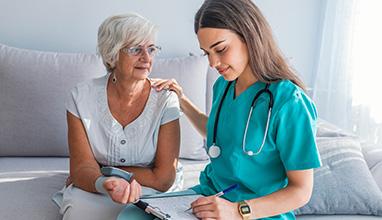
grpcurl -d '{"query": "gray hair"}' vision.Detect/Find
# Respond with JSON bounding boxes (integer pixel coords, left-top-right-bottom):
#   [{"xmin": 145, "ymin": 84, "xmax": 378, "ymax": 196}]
[{"xmin": 97, "ymin": 13, "xmax": 157, "ymax": 73}]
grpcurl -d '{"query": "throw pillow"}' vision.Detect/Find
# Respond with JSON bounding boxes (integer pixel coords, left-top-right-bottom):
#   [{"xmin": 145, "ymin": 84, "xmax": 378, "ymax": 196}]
[
  {"xmin": 0, "ymin": 43, "xmax": 105, "ymax": 156},
  {"xmin": 295, "ymin": 136, "xmax": 382, "ymax": 216},
  {"xmin": 206, "ymin": 67, "xmax": 220, "ymax": 115},
  {"xmin": 0, "ymin": 43, "xmax": 209, "ymax": 160},
  {"xmin": 362, "ymin": 144, "xmax": 382, "ymax": 191},
  {"xmin": 151, "ymin": 56, "xmax": 209, "ymax": 160}
]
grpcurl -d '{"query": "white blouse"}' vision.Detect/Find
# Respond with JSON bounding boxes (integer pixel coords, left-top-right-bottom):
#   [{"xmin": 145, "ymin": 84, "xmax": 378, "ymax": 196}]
[{"xmin": 66, "ymin": 74, "xmax": 180, "ymax": 167}]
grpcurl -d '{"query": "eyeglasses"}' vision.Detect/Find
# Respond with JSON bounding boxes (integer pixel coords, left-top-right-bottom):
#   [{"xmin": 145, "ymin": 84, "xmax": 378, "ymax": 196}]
[{"xmin": 121, "ymin": 45, "xmax": 161, "ymax": 57}]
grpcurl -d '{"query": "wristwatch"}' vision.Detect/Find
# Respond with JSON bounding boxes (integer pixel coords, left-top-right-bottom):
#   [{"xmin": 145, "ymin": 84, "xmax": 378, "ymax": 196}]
[{"xmin": 238, "ymin": 201, "xmax": 251, "ymax": 220}]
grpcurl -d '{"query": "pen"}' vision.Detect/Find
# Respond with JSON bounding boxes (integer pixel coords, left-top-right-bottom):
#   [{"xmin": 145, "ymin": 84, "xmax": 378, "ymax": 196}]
[{"xmin": 184, "ymin": 184, "xmax": 239, "ymax": 212}]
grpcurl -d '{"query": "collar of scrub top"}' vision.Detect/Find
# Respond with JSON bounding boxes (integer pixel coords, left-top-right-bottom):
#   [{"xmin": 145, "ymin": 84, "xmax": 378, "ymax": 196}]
[{"xmin": 210, "ymin": 80, "xmax": 274, "ymax": 157}]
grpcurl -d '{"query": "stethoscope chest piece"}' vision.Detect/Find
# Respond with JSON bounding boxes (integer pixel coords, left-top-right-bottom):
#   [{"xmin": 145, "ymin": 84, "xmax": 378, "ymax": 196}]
[{"xmin": 208, "ymin": 144, "xmax": 221, "ymax": 158}]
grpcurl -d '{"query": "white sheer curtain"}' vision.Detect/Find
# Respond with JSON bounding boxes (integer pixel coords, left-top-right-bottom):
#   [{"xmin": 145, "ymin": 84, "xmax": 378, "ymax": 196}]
[{"xmin": 313, "ymin": 0, "xmax": 382, "ymax": 145}]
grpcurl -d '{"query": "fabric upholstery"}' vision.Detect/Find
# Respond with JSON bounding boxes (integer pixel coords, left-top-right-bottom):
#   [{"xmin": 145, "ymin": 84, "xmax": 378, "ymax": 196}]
[
  {"xmin": 0, "ymin": 44, "xmax": 105, "ymax": 156},
  {"xmin": 363, "ymin": 144, "xmax": 382, "ymax": 191},
  {"xmin": 0, "ymin": 157, "xmax": 69, "ymax": 220},
  {"xmin": 295, "ymin": 136, "xmax": 382, "ymax": 216},
  {"xmin": 151, "ymin": 56, "xmax": 209, "ymax": 160},
  {"xmin": 206, "ymin": 67, "xmax": 219, "ymax": 115},
  {"xmin": 0, "ymin": 44, "xmax": 209, "ymax": 160}
]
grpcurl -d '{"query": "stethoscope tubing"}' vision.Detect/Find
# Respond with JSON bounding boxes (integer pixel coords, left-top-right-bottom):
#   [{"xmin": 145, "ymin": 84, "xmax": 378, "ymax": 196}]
[{"xmin": 211, "ymin": 80, "xmax": 274, "ymax": 157}]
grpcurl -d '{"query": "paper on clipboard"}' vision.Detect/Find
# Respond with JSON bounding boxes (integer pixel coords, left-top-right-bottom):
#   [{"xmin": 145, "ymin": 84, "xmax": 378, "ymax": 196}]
[
  {"xmin": 142, "ymin": 194, "xmax": 200, "ymax": 220},
  {"xmin": 139, "ymin": 189, "xmax": 202, "ymax": 219}
]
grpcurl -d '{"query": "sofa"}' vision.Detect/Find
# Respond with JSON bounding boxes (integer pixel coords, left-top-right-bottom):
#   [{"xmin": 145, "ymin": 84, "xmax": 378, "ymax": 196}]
[{"xmin": 1, "ymin": 43, "xmax": 382, "ymax": 220}]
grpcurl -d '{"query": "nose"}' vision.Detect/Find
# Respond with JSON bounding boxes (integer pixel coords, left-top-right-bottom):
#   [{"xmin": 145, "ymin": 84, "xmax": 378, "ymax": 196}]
[
  {"xmin": 139, "ymin": 49, "xmax": 151, "ymax": 62},
  {"xmin": 208, "ymin": 55, "xmax": 220, "ymax": 68}
]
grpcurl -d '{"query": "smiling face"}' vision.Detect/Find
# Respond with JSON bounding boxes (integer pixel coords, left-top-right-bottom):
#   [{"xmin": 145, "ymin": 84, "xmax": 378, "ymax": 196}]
[
  {"xmin": 197, "ymin": 28, "xmax": 252, "ymax": 81},
  {"xmin": 114, "ymin": 41, "xmax": 156, "ymax": 81}
]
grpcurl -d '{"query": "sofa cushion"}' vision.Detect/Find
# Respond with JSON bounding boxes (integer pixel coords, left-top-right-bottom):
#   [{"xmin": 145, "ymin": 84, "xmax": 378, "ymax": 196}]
[
  {"xmin": 297, "ymin": 215, "xmax": 382, "ymax": 219},
  {"xmin": 362, "ymin": 144, "xmax": 382, "ymax": 191},
  {"xmin": 0, "ymin": 157, "xmax": 69, "ymax": 220},
  {"xmin": 151, "ymin": 56, "xmax": 209, "ymax": 160},
  {"xmin": 0, "ymin": 44, "xmax": 209, "ymax": 160},
  {"xmin": 0, "ymin": 44, "xmax": 105, "ymax": 156},
  {"xmin": 206, "ymin": 67, "xmax": 220, "ymax": 115},
  {"xmin": 316, "ymin": 118, "xmax": 356, "ymax": 138},
  {"xmin": 295, "ymin": 135, "xmax": 382, "ymax": 216},
  {"xmin": 180, "ymin": 159, "xmax": 209, "ymax": 189}
]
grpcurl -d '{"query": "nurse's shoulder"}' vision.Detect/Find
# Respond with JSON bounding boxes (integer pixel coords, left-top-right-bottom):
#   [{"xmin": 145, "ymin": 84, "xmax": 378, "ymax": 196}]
[
  {"xmin": 211, "ymin": 76, "xmax": 229, "ymax": 100},
  {"xmin": 270, "ymin": 80, "xmax": 317, "ymax": 119},
  {"xmin": 212, "ymin": 76, "xmax": 228, "ymax": 91}
]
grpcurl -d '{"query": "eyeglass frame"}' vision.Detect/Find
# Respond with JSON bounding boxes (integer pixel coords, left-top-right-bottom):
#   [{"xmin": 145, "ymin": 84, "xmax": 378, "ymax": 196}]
[{"xmin": 120, "ymin": 45, "xmax": 162, "ymax": 57}]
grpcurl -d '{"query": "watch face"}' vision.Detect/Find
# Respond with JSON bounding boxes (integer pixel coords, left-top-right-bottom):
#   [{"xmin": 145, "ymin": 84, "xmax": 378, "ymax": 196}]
[
  {"xmin": 241, "ymin": 206, "xmax": 251, "ymax": 214},
  {"xmin": 240, "ymin": 205, "xmax": 251, "ymax": 214}
]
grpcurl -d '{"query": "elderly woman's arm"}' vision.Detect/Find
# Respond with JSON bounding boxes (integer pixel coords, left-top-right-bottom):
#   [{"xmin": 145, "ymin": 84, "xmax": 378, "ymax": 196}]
[
  {"xmin": 67, "ymin": 111, "xmax": 102, "ymax": 192},
  {"xmin": 67, "ymin": 111, "xmax": 141, "ymax": 203},
  {"xmin": 118, "ymin": 119, "xmax": 181, "ymax": 192}
]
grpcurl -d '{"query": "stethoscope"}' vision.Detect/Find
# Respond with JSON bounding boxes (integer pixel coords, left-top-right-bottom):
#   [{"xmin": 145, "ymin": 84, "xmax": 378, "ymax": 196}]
[{"xmin": 208, "ymin": 80, "xmax": 274, "ymax": 158}]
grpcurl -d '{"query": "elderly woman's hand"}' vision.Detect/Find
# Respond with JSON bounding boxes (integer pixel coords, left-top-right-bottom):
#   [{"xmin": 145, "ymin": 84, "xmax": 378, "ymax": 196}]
[
  {"xmin": 103, "ymin": 177, "xmax": 142, "ymax": 204},
  {"xmin": 150, "ymin": 78, "xmax": 184, "ymax": 99}
]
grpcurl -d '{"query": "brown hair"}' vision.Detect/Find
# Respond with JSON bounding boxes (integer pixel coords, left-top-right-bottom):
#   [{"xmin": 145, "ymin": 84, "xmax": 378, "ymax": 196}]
[{"xmin": 194, "ymin": 0, "xmax": 306, "ymax": 90}]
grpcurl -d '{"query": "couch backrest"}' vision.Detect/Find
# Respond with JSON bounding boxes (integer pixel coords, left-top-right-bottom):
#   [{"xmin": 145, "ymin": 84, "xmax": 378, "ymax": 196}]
[
  {"xmin": 0, "ymin": 44, "xmax": 209, "ymax": 159},
  {"xmin": 206, "ymin": 67, "xmax": 220, "ymax": 115}
]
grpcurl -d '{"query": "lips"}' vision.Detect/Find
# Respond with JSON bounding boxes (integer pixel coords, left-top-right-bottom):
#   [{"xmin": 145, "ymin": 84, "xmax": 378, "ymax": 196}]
[
  {"xmin": 135, "ymin": 66, "xmax": 149, "ymax": 69},
  {"xmin": 217, "ymin": 67, "xmax": 229, "ymax": 74}
]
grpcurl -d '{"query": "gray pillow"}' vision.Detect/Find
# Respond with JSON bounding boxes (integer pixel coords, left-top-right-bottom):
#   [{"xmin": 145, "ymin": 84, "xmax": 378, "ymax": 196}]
[
  {"xmin": 316, "ymin": 118, "xmax": 355, "ymax": 138},
  {"xmin": 0, "ymin": 43, "xmax": 105, "ymax": 156},
  {"xmin": 362, "ymin": 144, "xmax": 382, "ymax": 191},
  {"xmin": 0, "ymin": 43, "xmax": 209, "ymax": 159},
  {"xmin": 295, "ymin": 136, "xmax": 382, "ymax": 216}
]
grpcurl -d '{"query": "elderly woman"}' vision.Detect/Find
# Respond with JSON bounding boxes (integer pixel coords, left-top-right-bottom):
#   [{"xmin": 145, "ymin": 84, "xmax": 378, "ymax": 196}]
[{"xmin": 52, "ymin": 13, "xmax": 181, "ymax": 220}]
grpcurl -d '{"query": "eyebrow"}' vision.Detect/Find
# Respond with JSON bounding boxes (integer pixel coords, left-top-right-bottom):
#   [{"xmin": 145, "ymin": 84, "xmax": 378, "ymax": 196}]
[
  {"xmin": 137, "ymin": 43, "xmax": 155, "ymax": 47},
  {"xmin": 200, "ymin": 40, "xmax": 226, "ymax": 51}
]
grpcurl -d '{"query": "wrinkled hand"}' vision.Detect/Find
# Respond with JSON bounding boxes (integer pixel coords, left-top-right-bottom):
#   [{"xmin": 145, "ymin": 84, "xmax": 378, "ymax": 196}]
[
  {"xmin": 103, "ymin": 177, "xmax": 142, "ymax": 204},
  {"xmin": 150, "ymin": 78, "xmax": 184, "ymax": 99},
  {"xmin": 191, "ymin": 196, "xmax": 242, "ymax": 220}
]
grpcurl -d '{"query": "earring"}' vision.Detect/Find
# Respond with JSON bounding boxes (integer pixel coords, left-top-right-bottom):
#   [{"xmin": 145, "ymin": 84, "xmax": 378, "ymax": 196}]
[{"xmin": 112, "ymin": 73, "xmax": 117, "ymax": 84}]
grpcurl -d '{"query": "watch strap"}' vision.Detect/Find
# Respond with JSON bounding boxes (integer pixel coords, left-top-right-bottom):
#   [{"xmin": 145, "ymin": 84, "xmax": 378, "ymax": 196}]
[{"xmin": 238, "ymin": 200, "xmax": 251, "ymax": 220}]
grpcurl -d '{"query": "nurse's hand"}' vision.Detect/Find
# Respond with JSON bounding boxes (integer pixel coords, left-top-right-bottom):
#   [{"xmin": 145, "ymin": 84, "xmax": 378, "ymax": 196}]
[
  {"xmin": 191, "ymin": 195, "xmax": 242, "ymax": 220},
  {"xmin": 150, "ymin": 78, "xmax": 184, "ymax": 99},
  {"xmin": 103, "ymin": 177, "xmax": 142, "ymax": 204}
]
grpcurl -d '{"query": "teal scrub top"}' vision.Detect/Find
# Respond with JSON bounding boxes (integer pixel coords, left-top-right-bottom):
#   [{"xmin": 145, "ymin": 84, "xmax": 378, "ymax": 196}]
[{"xmin": 192, "ymin": 77, "xmax": 322, "ymax": 220}]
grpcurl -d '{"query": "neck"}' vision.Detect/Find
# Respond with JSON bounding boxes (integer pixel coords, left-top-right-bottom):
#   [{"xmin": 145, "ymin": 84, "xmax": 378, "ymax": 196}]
[
  {"xmin": 235, "ymin": 67, "xmax": 257, "ymax": 95},
  {"xmin": 111, "ymin": 74, "xmax": 147, "ymax": 101}
]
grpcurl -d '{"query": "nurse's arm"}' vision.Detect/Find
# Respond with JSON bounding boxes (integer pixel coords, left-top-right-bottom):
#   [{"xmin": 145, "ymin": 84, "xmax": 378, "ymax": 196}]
[
  {"xmin": 179, "ymin": 95, "xmax": 208, "ymax": 138},
  {"xmin": 151, "ymin": 78, "xmax": 208, "ymax": 138},
  {"xmin": 245, "ymin": 169, "xmax": 313, "ymax": 219}
]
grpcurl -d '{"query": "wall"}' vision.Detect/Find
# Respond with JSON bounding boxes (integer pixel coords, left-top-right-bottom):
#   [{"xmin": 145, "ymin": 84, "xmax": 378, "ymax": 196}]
[{"xmin": 0, "ymin": 0, "xmax": 324, "ymax": 87}]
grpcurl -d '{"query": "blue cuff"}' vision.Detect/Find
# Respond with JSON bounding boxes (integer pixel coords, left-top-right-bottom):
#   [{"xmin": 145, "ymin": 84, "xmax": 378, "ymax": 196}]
[{"xmin": 95, "ymin": 176, "xmax": 109, "ymax": 194}]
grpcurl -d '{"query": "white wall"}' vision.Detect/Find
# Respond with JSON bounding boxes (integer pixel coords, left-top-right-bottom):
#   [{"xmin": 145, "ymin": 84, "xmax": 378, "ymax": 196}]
[
  {"xmin": 0, "ymin": 0, "xmax": 204, "ymax": 57},
  {"xmin": 0, "ymin": 0, "xmax": 324, "ymax": 87},
  {"xmin": 256, "ymin": 0, "xmax": 324, "ymax": 87}
]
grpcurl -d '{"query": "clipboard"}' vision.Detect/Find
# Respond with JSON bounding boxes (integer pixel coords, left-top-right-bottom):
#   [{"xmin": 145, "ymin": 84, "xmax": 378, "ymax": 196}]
[{"xmin": 117, "ymin": 189, "xmax": 201, "ymax": 220}]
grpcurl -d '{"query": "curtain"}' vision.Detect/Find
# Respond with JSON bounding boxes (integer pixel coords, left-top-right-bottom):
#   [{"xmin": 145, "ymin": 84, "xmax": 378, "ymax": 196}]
[{"xmin": 313, "ymin": 0, "xmax": 382, "ymax": 145}]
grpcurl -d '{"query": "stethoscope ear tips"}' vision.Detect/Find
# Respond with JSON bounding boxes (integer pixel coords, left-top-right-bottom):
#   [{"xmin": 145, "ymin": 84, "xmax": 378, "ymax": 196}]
[{"xmin": 247, "ymin": 151, "xmax": 254, "ymax": 156}]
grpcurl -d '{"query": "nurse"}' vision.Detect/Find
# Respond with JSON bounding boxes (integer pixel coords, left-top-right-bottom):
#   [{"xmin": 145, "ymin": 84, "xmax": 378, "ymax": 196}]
[{"xmin": 152, "ymin": 0, "xmax": 321, "ymax": 219}]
